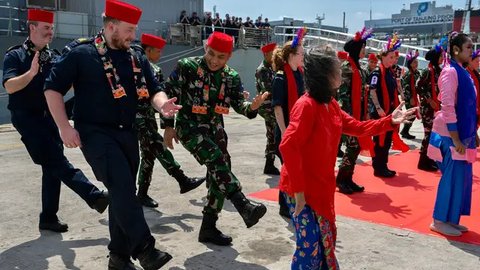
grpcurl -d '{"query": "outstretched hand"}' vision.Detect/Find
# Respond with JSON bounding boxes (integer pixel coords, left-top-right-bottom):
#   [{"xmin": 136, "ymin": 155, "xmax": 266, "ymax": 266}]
[
  {"xmin": 250, "ymin": 92, "xmax": 269, "ymax": 111},
  {"xmin": 159, "ymin": 97, "xmax": 182, "ymax": 117},
  {"xmin": 391, "ymin": 101, "xmax": 417, "ymax": 125}
]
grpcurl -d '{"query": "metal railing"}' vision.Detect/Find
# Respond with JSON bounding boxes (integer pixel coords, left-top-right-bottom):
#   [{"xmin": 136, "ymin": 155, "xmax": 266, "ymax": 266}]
[
  {"xmin": 274, "ymin": 25, "xmax": 433, "ymax": 68},
  {"xmin": 168, "ymin": 24, "xmax": 273, "ymax": 48},
  {"xmin": 0, "ymin": 4, "xmax": 26, "ymax": 36}
]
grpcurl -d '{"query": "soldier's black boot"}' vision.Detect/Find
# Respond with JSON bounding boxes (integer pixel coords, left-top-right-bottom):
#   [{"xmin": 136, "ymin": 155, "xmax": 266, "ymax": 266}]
[
  {"xmin": 198, "ymin": 212, "xmax": 233, "ymax": 246},
  {"xmin": 230, "ymin": 191, "xmax": 267, "ymax": 228},
  {"xmin": 278, "ymin": 191, "xmax": 290, "ymax": 218},
  {"xmin": 171, "ymin": 168, "xmax": 206, "ymax": 194},
  {"xmin": 336, "ymin": 169, "xmax": 354, "ymax": 194},
  {"xmin": 347, "ymin": 171, "xmax": 365, "ymax": 193},
  {"xmin": 400, "ymin": 123, "xmax": 416, "ymax": 139},
  {"xmin": 263, "ymin": 156, "xmax": 280, "ymax": 175},
  {"xmin": 417, "ymin": 154, "xmax": 438, "ymax": 172},
  {"xmin": 137, "ymin": 184, "xmax": 158, "ymax": 208},
  {"xmin": 136, "ymin": 241, "xmax": 172, "ymax": 270}
]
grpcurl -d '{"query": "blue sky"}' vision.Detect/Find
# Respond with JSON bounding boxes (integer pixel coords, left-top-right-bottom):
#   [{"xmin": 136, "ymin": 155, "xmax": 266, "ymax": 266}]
[{"xmin": 204, "ymin": 0, "xmax": 469, "ymax": 32}]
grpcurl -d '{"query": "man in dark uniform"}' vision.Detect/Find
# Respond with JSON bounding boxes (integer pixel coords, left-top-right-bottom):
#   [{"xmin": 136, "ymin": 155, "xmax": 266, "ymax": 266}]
[
  {"xmin": 2, "ymin": 9, "xmax": 108, "ymax": 233},
  {"xmin": 255, "ymin": 43, "xmax": 280, "ymax": 175},
  {"xmin": 161, "ymin": 32, "xmax": 268, "ymax": 246},
  {"xmin": 44, "ymin": 1, "xmax": 177, "ymax": 269},
  {"xmin": 136, "ymin": 33, "xmax": 205, "ymax": 208}
]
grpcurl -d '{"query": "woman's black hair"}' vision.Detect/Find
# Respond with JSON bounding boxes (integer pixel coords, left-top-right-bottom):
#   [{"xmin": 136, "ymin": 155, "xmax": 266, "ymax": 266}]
[
  {"xmin": 449, "ymin": 32, "xmax": 470, "ymax": 58},
  {"xmin": 304, "ymin": 46, "xmax": 340, "ymax": 104},
  {"xmin": 343, "ymin": 39, "xmax": 365, "ymax": 67},
  {"xmin": 425, "ymin": 48, "xmax": 442, "ymax": 68}
]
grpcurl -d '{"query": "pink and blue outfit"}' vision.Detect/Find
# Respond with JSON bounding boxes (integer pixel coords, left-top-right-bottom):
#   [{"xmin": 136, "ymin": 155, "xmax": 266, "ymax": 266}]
[{"xmin": 427, "ymin": 59, "xmax": 478, "ymax": 225}]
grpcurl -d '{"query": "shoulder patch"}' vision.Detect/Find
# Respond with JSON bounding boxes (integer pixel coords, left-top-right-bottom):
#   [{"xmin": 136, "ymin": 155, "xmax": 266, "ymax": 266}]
[
  {"xmin": 63, "ymin": 37, "xmax": 93, "ymax": 53},
  {"xmin": 131, "ymin": 44, "xmax": 145, "ymax": 54},
  {"xmin": 6, "ymin": 44, "xmax": 22, "ymax": 53},
  {"xmin": 370, "ymin": 75, "xmax": 378, "ymax": 85}
]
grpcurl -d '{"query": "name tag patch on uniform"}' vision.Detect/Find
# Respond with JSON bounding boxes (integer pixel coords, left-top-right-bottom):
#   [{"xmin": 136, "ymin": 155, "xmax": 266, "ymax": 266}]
[
  {"xmin": 192, "ymin": 105, "xmax": 207, "ymax": 114},
  {"xmin": 214, "ymin": 104, "xmax": 229, "ymax": 114}
]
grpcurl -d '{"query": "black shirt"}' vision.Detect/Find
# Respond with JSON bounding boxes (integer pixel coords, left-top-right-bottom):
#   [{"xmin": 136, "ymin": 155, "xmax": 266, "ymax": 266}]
[
  {"xmin": 2, "ymin": 45, "xmax": 57, "ymax": 111},
  {"xmin": 271, "ymin": 69, "xmax": 304, "ymax": 126},
  {"xmin": 44, "ymin": 41, "xmax": 159, "ymax": 129},
  {"xmin": 368, "ymin": 66, "xmax": 397, "ymax": 114}
]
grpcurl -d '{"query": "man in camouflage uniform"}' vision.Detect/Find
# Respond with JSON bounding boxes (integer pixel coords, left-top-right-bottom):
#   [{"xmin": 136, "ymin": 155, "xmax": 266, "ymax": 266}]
[
  {"xmin": 336, "ymin": 33, "xmax": 371, "ymax": 194},
  {"xmin": 364, "ymin": 52, "xmax": 378, "ymax": 77},
  {"xmin": 135, "ymin": 34, "xmax": 205, "ymax": 208},
  {"xmin": 416, "ymin": 48, "xmax": 443, "ymax": 172},
  {"xmin": 161, "ymin": 32, "xmax": 268, "ymax": 246},
  {"xmin": 400, "ymin": 50, "xmax": 421, "ymax": 139},
  {"xmin": 255, "ymin": 43, "xmax": 280, "ymax": 175}
]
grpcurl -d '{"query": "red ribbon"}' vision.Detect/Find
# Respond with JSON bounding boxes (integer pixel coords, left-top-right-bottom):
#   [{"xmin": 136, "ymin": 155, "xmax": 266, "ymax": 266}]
[{"xmin": 378, "ymin": 64, "xmax": 409, "ymax": 152}]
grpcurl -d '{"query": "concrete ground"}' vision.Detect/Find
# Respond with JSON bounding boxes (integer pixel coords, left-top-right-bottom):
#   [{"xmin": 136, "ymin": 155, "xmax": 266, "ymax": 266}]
[{"xmin": 0, "ymin": 111, "xmax": 479, "ymax": 270}]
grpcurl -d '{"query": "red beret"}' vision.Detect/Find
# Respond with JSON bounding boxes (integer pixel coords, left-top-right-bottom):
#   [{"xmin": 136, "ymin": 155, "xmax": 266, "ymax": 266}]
[
  {"xmin": 368, "ymin": 53, "xmax": 377, "ymax": 61},
  {"xmin": 207, "ymin": 32, "xmax": 234, "ymax": 53},
  {"xmin": 337, "ymin": 51, "xmax": 349, "ymax": 60},
  {"xmin": 105, "ymin": 0, "xmax": 142, "ymax": 25},
  {"xmin": 28, "ymin": 9, "xmax": 54, "ymax": 24},
  {"xmin": 261, "ymin": 43, "xmax": 276, "ymax": 53},
  {"xmin": 141, "ymin": 34, "xmax": 166, "ymax": 49}
]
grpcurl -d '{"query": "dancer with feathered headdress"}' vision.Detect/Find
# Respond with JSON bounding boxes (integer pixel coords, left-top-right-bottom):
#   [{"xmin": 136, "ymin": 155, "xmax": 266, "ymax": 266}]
[
  {"xmin": 368, "ymin": 33, "xmax": 410, "ymax": 178},
  {"xmin": 336, "ymin": 27, "xmax": 375, "ymax": 194}
]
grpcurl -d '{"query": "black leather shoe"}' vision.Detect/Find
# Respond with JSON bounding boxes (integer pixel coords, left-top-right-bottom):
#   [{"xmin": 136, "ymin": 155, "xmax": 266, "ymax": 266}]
[
  {"xmin": 279, "ymin": 204, "xmax": 290, "ymax": 218},
  {"xmin": 418, "ymin": 156, "xmax": 438, "ymax": 172},
  {"xmin": 386, "ymin": 168, "xmax": 397, "ymax": 176},
  {"xmin": 374, "ymin": 169, "xmax": 396, "ymax": 178},
  {"xmin": 179, "ymin": 177, "xmax": 206, "ymax": 194},
  {"xmin": 108, "ymin": 253, "xmax": 137, "ymax": 270},
  {"xmin": 337, "ymin": 182, "xmax": 354, "ymax": 194},
  {"xmin": 92, "ymin": 190, "xmax": 109, "ymax": 213},
  {"xmin": 138, "ymin": 194, "xmax": 159, "ymax": 208},
  {"xmin": 137, "ymin": 248, "xmax": 172, "ymax": 270},
  {"xmin": 39, "ymin": 220, "xmax": 68, "ymax": 232},
  {"xmin": 263, "ymin": 157, "xmax": 280, "ymax": 175},
  {"xmin": 349, "ymin": 180, "xmax": 365, "ymax": 193}
]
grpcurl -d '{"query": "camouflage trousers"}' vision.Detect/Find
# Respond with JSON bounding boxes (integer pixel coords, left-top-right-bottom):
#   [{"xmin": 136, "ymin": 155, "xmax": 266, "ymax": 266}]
[
  {"xmin": 177, "ymin": 122, "xmax": 241, "ymax": 214},
  {"xmin": 136, "ymin": 115, "xmax": 180, "ymax": 187},
  {"xmin": 338, "ymin": 135, "xmax": 361, "ymax": 175},
  {"xmin": 259, "ymin": 107, "xmax": 277, "ymax": 160},
  {"xmin": 419, "ymin": 102, "xmax": 435, "ymax": 156}
]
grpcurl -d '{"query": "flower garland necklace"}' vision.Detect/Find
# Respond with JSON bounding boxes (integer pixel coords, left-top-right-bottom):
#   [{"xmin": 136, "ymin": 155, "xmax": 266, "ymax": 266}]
[{"xmin": 94, "ymin": 30, "xmax": 149, "ymax": 100}]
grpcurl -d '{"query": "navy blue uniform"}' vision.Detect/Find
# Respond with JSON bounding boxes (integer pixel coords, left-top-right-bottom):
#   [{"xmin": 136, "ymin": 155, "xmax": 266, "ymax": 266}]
[
  {"xmin": 2, "ymin": 41, "xmax": 104, "ymax": 224},
  {"xmin": 271, "ymin": 69, "xmax": 304, "ymax": 161},
  {"xmin": 44, "ymin": 38, "xmax": 160, "ymax": 258},
  {"xmin": 368, "ymin": 67, "xmax": 397, "ymax": 172}
]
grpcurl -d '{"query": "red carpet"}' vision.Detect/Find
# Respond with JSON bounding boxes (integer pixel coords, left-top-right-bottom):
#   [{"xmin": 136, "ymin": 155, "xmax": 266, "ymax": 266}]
[{"xmin": 249, "ymin": 150, "xmax": 480, "ymax": 245}]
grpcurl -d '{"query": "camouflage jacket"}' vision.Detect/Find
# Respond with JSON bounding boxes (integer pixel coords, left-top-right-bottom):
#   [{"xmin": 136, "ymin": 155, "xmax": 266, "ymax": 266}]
[
  {"xmin": 400, "ymin": 69, "xmax": 420, "ymax": 102},
  {"xmin": 416, "ymin": 66, "xmax": 441, "ymax": 102},
  {"xmin": 162, "ymin": 56, "xmax": 257, "ymax": 129},
  {"xmin": 137, "ymin": 62, "xmax": 164, "ymax": 120},
  {"xmin": 255, "ymin": 60, "xmax": 274, "ymax": 110},
  {"xmin": 337, "ymin": 60, "xmax": 368, "ymax": 115}
]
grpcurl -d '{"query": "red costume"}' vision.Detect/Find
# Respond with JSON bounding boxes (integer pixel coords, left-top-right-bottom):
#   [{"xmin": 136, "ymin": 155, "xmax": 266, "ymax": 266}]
[{"xmin": 279, "ymin": 94, "xmax": 394, "ymax": 223}]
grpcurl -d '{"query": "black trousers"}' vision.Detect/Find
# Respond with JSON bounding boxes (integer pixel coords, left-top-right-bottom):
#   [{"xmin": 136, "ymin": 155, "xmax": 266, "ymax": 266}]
[
  {"xmin": 11, "ymin": 109, "xmax": 102, "ymax": 223},
  {"xmin": 372, "ymin": 131, "xmax": 393, "ymax": 171},
  {"xmin": 77, "ymin": 124, "xmax": 154, "ymax": 258}
]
